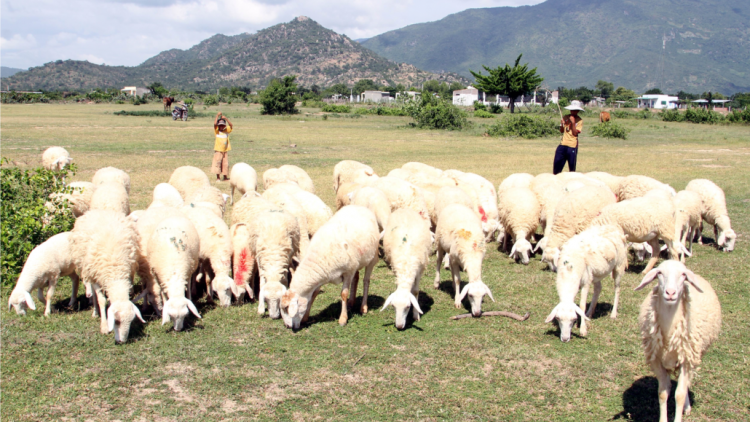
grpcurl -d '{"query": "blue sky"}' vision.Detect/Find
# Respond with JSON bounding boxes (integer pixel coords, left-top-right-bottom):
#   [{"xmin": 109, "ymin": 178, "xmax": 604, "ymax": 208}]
[{"xmin": 1, "ymin": 0, "xmax": 543, "ymax": 69}]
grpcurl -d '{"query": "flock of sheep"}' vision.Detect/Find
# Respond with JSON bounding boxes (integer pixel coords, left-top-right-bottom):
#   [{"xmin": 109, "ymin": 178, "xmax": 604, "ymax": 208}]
[{"xmin": 10, "ymin": 146, "xmax": 737, "ymax": 422}]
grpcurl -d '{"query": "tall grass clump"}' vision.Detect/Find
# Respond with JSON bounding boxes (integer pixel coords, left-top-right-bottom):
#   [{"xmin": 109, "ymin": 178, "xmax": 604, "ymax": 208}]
[
  {"xmin": 486, "ymin": 115, "xmax": 557, "ymax": 138},
  {"xmin": 684, "ymin": 107, "xmax": 725, "ymax": 124},
  {"xmin": 660, "ymin": 109, "xmax": 685, "ymax": 122},
  {"xmin": 590, "ymin": 121, "xmax": 630, "ymax": 139},
  {"xmin": 474, "ymin": 109, "xmax": 495, "ymax": 118}
]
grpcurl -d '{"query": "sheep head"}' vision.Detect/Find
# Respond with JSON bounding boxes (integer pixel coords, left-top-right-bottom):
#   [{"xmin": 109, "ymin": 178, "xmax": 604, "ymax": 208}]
[
  {"xmin": 541, "ymin": 246, "xmax": 561, "ymax": 271},
  {"xmin": 545, "ymin": 302, "xmax": 587, "ymax": 342},
  {"xmin": 458, "ymin": 281, "xmax": 495, "ymax": 317},
  {"xmin": 380, "ymin": 288, "xmax": 423, "ymax": 330},
  {"xmin": 510, "ymin": 238, "xmax": 533, "ymax": 265},
  {"xmin": 634, "ymin": 260, "xmax": 703, "ymax": 304},
  {"xmin": 8, "ymin": 289, "xmax": 36, "ymax": 316},
  {"xmin": 107, "ymin": 300, "xmax": 144, "ymax": 344},
  {"xmin": 161, "ymin": 297, "xmax": 201, "ymax": 331},
  {"xmin": 259, "ymin": 275, "xmax": 288, "ymax": 319},
  {"xmin": 211, "ymin": 274, "xmax": 238, "ymax": 307},
  {"xmin": 280, "ymin": 290, "xmax": 309, "ymax": 330},
  {"xmin": 716, "ymin": 218, "xmax": 736, "ymax": 252}
]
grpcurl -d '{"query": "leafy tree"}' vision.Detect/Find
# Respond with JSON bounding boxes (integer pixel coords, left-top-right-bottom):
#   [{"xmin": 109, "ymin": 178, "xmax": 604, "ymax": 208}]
[
  {"xmin": 470, "ymin": 54, "xmax": 543, "ymax": 113},
  {"xmin": 324, "ymin": 83, "xmax": 350, "ymax": 97},
  {"xmin": 353, "ymin": 79, "xmax": 379, "ymax": 95},
  {"xmin": 147, "ymin": 82, "xmax": 169, "ymax": 99},
  {"xmin": 259, "ymin": 75, "xmax": 298, "ymax": 115},
  {"xmin": 595, "ymin": 80, "xmax": 614, "ymax": 99},
  {"xmin": 645, "ymin": 88, "xmax": 663, "ymax": 95},
  {"xmin": 612, "ymin": 86, "xmax": 636, "ymax": 101},
  {"xmin": 676, "ymin": 90, "xmax": 698, "ymax": 100},
  {"xmin": 729, "ymin": 92, "xmax": 750, "ymax": 109},
  {"xmin": 403, "ymin": 93, "xmax": 468, "ymax": 130}
]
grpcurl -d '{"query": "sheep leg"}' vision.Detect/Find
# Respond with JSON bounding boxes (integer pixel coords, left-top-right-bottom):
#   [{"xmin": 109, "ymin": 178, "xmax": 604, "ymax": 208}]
[
  {"xmin": 651, "ymin": 362, "xmax": 671, "ymax": 422},
  {"xmin": 586, "ymin": 279, "xmax": 602, "ymax": 319},
  {"xmin": 450, "ymin": 255, "xmax": 462, "ymax": 309},
  {"xmin": 673, "ymin": 365, "xmax": 691, "ymax": 422},
  {"xmin": 44, "ymin": 278, "xmax": 58, "ymax": 317},
  {"xmin": 610, "ymin": 269, "xmax": 622, "ymax": 319},
  {"xmin": 339, "ymin": 273, "xmax": 353, "ymax": 326},
  {"xmin": 301, "ymin": 287, "xmax": 321, "ymax": 324},
  {"xmin": 69, "ymin": 272, "xmax": 80, "ymax": 307},
  {"xmin": 696, "ymin": 221, "xmax": 703, "ymax": 245},
  {"xmin": 230, "ymin": 185, "xmax": 235, "ymax": 205},
  {"xmin": 91, "ymin": 289, "xmax": 100, "ymax": 318},
  {"xmin": 412, "ymin": 271, "xmax": 423, "ymax": 321},
  {"xmin": 360, "ymin": 256, "xmax": 378, "ymax": 315},
  {"xmin": 434, "ymin": 248, "xmax": 445, "ymax": 289},
  {"xmin": 347, "ymin": 271, "xmax": 360, "ymax": 310},
  {"xmin": 93, "ymin": 284, "xmax": 109, "ymax": 334},
  {"xmin": 579, "ymin": 281, "xmax": 591, "ymax": 337},
  {"xmin": 38, "ymin": 287, "xmax": 46, "ymax": 305},
  {"xmin": 679, "ymin": 228, "xmax": 689, "ymax": 263},
  {"xmin": 642, "ymin": 238, "xmax": 661, "ymax": 274},
  {"xmin": 713, "ymin": 224, "xmax": 718, "ymax": 245}
]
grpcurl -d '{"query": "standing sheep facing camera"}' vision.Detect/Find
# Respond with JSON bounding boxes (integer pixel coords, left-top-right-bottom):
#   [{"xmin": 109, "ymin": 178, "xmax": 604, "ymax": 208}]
[
  {"xmin": 545, "ymin": 225, "xmax": 628, "ymax": 342},
  {"xmin": 70, "ymin": 210, "xmax": 144, "ymax": 343},
  {"xmin": 280, "ymin": 206, "xmax": 380, "ymax": 330},
  {"xmin": 381, "ymin": 209, "xmax": 431, "ymax": 330},
  {"xmin": 92, "ymin": 167, "xmax": 131, "ymax": 194},
  {"xmin": 169, "ymin": 166, "xmax": 210, "ymax": 200},
  {"xmin": 635, "ymin": 260, "xmax": 721, "ymax": 422},
  {"xmin": 497, "ymin": 187, "xmax": 540, "ymax": 265},
  {"xmin": 89, "ymin": 182, "xmax": 130, "ymax": 215},
  {"xmin": 685, "ymin": 179, "xmax": 736, "ymax": 252},
  {"xmin": 228, "ymin": 163, "xmax": 257, "ymax": 205},
  {"xmin": 148, "ymin": 216, "xmax": 201, "ymax": 331},
  {"xmin": 434, "ymin": 204, "xmax": 495, "ymax": 317},
  {"xmin": 42, "ymin": 146, "xmax": 73, "ymax": 171},
  {"xmin": 333, "ymin": 160, "xmax": 378, "ymax": 192}
]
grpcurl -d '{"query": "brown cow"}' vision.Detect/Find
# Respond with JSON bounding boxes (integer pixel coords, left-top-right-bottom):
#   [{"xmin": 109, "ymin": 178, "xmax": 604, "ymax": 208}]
[
  {"xmin": 163, "ymin": 96, "xmax": 175, "ymax": 111},
  {"xmin": 599, "ymin": 111, "xmax": 611, "ymax": 123}
]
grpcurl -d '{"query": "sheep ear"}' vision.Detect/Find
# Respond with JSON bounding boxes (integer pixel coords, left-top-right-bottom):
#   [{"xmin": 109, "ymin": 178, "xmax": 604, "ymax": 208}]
[
  {"xmin": 229, "ymin": 281, "xmax": 240, "ymax": 298},
  {"xmin": 681, "ymin": 244, "xmax": 692, "ymax": 257},
  {"xmin": 409, "ymin": 292, "xmax": 424, "ymax": 315},
  {"xmin": 458, "ymin": 283, "xmax": 470, "ymax": 302},
  {"xmin": 132, "ymin": 302, "xmax": 145, "ymax": 323},
  {"xmin": 509, "ymin": 244, "xmax": 517, "ymax": 258},
  {"xmin": 23, "ymin": 291, "xmax": 36, "ymax": 310},
  {"xmin": 161, "ymin": 302, "xmax": 171, "ymax": 326},
  {"xmin": 484, "ymin": 284, "xmax": 495, "ymax": 302},
  {"xmin": 287, "ymin": 296, "xmax": 298, "ymax": 316},
  {"xmin": 575, "ymin": 304, "xmax": 589, "ymax": 321},
  {"xmin": 258, "ymin": 288, "xmax": 266, "ymax": 314},
  {"xmin": 379, "ymin": 230, "xmax": 385, "ymax": 241},
  {"xmin": 717, "ymin": 231, "xmax": 726, "ymax": 246},
  {"xmin": 545, "ymin": 304, "xmax": 559, "ymax": 323},
  {"xmin": 533, "ymin": 241, "xmax": 542, "ymax": 253},
  {"xmin": 380, "ymin": 292, "xmax": 394, "ymax": 312},
  {"xmin": 107, "ymin": 307, "xmax": 116, "ymax": 332},
  {"xmin": 683, "ymin": 269, "xmax": 703, "ymax": 293},
  {"xmin": 186, "ymin": 300, "xmax": 201, "ymax": 319},
  {"xmin": 635, "ymin": 269, "xmax": 661, "ymax": 291},
  {"xmin": 221, "ymin": 194, "xmax": 230, "ymax": 203},
  {"xmin": 244, "ymin": 282, "xmax": 254, "ymax": 300},
  {"xmin": 133, "ymin": 290, "xmax": 147, "ymax": 304}
]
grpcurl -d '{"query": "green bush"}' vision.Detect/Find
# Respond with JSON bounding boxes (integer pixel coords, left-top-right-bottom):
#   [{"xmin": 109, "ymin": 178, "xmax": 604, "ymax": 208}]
[
  {"xmin": 474, "ymin": 101, "xmax": 487, "ymax": 111},
  {"xmin": 590, "ymin": 121, "xmax": 630, "ymax": 139},
  {"xmin": 353, "ymin": 106, "xmax": 410, "ymax": 116},
  {"xmin": 131, "ymin": 95, "xmax": 148, "ymax": 106},
  {"xmin": 321, "ymin": 104, "xmax": 351, "ymax": 113},
  {"xmin": 473, "ymin": 110, "xmax": 495, "ymax": 118},
  {"xmin": 489, "ymin": 104, "xmax": 503, "ymax": 114},
  {"xmin": 684, "ymin": 107, "xmax": 725, "ymax": 124},
  {"xmin": 260, "ymin": 75, "xmax": 299, "ymax": 115},
  {"xmin": 1, "ymin": 160, "xmax": 77, "ymax": 285},
  {"xmin": 558, "ymin": 98, "xmax": 570, "ymax": 108},
  {"xmin": 726, "ymin": 108, "xmax": 750, "ymax": 123},
  {"xmin": 486, "ymin": 115, "xmax": 558, "ymax": 138},
  {"xmin": 403, "ymin": 95, "xmax": 468, "ymax": 130},
  {"xmin": 660, "ymin": 109, "xmax": 684, "ymax": 122},
  {"xmin": 203, "ymin": 95, "xmax": 219, "ymax": 107}
]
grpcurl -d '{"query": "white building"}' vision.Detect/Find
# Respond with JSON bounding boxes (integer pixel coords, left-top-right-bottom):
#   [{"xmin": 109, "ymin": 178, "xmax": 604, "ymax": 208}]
[
  {"xmin": 452, "ymin": 86, "xmax": 485, "ymax": 106},
  {"xmin": 636, "ymin": 94, "xmax": 679, "ymax": 109},
  {"xmin": 120, "ymin": 86, "xmax": 150, "ymax": 96},
  {"xmin": 362, "ymin": 91, "xmax": 392, "ymax": 103}
]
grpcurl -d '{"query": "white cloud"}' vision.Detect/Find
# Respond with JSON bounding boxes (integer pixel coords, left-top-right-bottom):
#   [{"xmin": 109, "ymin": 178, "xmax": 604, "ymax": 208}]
[{"xmin": 0, "ymin": 0, "xmax": 544, "ymax": 69}]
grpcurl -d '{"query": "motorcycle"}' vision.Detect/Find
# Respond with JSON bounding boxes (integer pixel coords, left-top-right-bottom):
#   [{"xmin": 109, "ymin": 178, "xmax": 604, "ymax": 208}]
[{"xmin": 172, "ymin": 104, "xmax": 189, "ymax": 121}]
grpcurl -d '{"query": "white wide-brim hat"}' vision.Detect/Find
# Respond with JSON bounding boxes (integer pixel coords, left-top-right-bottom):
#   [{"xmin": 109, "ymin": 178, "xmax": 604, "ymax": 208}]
[{"xmin": 564, "ymin": 100, "xmax": 585, "ymax": 111}]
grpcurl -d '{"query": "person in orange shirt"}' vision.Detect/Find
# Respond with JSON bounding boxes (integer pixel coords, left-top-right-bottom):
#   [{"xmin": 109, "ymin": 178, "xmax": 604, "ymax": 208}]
[
  {"xmin": 211, "ymin": 111, "xmax": 233, "ymax": 181},
  {"xmin": 553, "ymin": 101, "xmax": 584, "ymax": 174}
]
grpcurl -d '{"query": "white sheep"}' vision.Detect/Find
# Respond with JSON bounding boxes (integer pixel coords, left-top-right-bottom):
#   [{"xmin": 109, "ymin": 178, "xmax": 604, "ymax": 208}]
[
  {"xmin": 263, "ymin": 167, "xmax": 298, "ymax": 191},
  {"xmin": 401, "ymin": 162, "xmax": 443, "ymax": 179},
  {"xmin": 592, "ymin": 196, "xmax": 688, "ymax": 274},
  {"xmin": 89, "ymin": 181, "xmax": 130, "ymax": 215},
  {"xmin": 685, "ymin": 179, "xmax": 736, "ymax": 252},
  {"xmin": 530, "ymin": 177, "xmax": 563, "ymax": 238},
  {"xmin": 42, "ymin": 146, "xmax": 73, "ymax": 171},
  {"xmin": 497, "ymin": 173, "xmax": 534, "ymax": 194},
  {"xmin": 673, "ymin": 190, "xmax": 703, "ymax": 259},
  {"xmin": 615, "ymin": 175, "xmax": 675, "ymax": 202},
  {"xmin": 540, "ymin": 185, "xmax": 616, "ymax": 271},
  {"xmin": 148, "ymin": 216, "xmax": 201, "ymax": 331},
  {"xmin": 333, "ymin": 160, "xmax": 377, "ymax": 192},
  {"xmin": 92, "ymin": 167, "xmax": 131, "ymax": 194},
  {"xmin": 434, "ymin": 186, "xmax": 475, "ymax": 229},
  {"xmin": 350, "ymin": 186, "xmax": 392, "ymax": 232},
  {"xmin": 70, "ymin": 210, "xmax": 144, "ymax": 343},
  {"xmin": 187, "ymin": 185, "xmax": 227, "ymax": 216},
  {"xmin": 434, "ymin": 204, "xmax": 495, "ymax": 316},
  {"xmin": 46, "ymin": 181, "xmax": 95, "ymax": 219},
  {"xmin": 229, "ymin": 163, "xmax": 257, "ymax": 205},
  {"xmin": 279, "ymin": 164, "xmax": 315, "ymax": 193},
  {"xmin": 183, "ymin": 206, "xmax": 238, "ymax": 307},
  {"xmin": 370, "ymin": 176, "xmax": 431, "ymax": 223},
  {"xmin": 335, "ymin": 182, "xmax": 360, "ymax": 210},
  {"xmin": 445, "ymin": 171, "xmax": 500, "ymax": 242},
  {"xmin": 168, "ymin": 166, "xmax": 210, "ymax": 200},
  {"xmin": 387, "ymin": 168, "xmax": 412, "ymax": 180},
  {"xmin": 8, "ymin": 232, "xmax": 80, "ymax": 316},
  {"xmin": 497, "ymin": 187, "xmax": 540, "ymax": 265},
  {"xmin": 585, "ymin": 171, "xmax": 623, "ymax": 194},
  {"xmin": 150, "ymin": 183, "xmax": 184, "ymax": 209},
  {"xmin": 262, "ymin": 182, "xmax": 333, "ymax": 237},
  {"xmin": 184, "ymin": 201, "xmax": 223, "ymax": 219},
  {"xmin": 262, "ymin": 184, "xmax": 310, "ymax": 257},
  {"xmin": 280, "ymin": 205, "xmax": 380, "ymax": 330},
  {"xmin": 630, "ymin": 242, "xmax": 654, "ymax": 263},
  {"xmin": 544, "ymin": 225, "xmax": 628, "ymax": 342},
  {"xmin": 381, "ymin": 209, "xmax": 431, "ymax": 329},
  {"xmin": 635, "ymin": 260, "xmax": 721, "ymax": 422}
]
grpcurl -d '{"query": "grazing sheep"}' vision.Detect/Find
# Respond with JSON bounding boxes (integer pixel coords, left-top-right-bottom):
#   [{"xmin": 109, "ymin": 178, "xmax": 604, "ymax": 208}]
[
  {"xmin": 262, "ymin": 184, "xmax": 311, "ymax": 257},
  {"xmin": 89, "ymin": 182, "xmax": 130, "ymax": 215},
  {"xmin": 150, "ymin": 183, "xmax": 184, "ymax": 209},
  {"xmin": 279, "ymin": 165, "xmax": 315, "ymax": 193},
  {"xmin": 497, "ymin": 187, "xmax": 540, "ymax": 265},
  {"xmin": 545, "ymin": 225, "xmax": 628, "ymax": 341},
  {"xmin": 229, "ymin": 163, "xmax": 258, "ymax": 205},
  {"xmin": 47, "ymin": 181, "xmax": 95, "ymax": 218},
  {"xmin": 616, "ymin": 175, "xmax": 675, "ymax": 202},
  {"xmin": 563, "ymin": 176, "xmax": 608, "ymax": 193},
  {"xmin": 540, "ymin": 185, "xmax": 616, "ymax": 271},
  {"xmin": 92, "ymin": 167, "xmax": 131, "ymax": 194},
  {"xmin": 592, "ymin": 196, "xmax": 687, "ymax": 274},
  {"xmin": 630, "ymin": 242, "xmax": 654, "ymax": 263},
  {"xmin": 585, "ymin": 171, "xmax": 623, "ymax": 194},
  {"xmin": 381, "ymin": 209, "xmax": 431, "ymax": 330},
  {"xmin": 456, "ymin": 173, "xmax": 501, "ymax": 242},
  {"xmin": 555, "ymin": 172, "xmax": 585, "ymax": 183},
  {"xmin": 148, "ymin": 216, "xmax": 201, "ymax": 331},
  {"xmin": 184, "ymin": 201, "xmax": 223, "ymax": 219},
  {"xmin": 168, "ymin": 166, "xmax": 210, "ymax": 200},
  {"xmin": 530, "ymin": 178, "xmax": 563, "ymax": 237},
  {"xmin": 370, "ymin": 177, "xmax": 431, "ymax": 223},
  {"xmin": 335, "ymin": 182, "xmax": 360, "ymax": 210},
  {"xmin": 635, "ymin": 260, "xmax": 721, "ymax": 422},
  {"xmin": 280, "ymin": 206, "xmax": 380, "ymax": 330},
  {"xmin": 263, "ymin": 167, "xmax": 298, "ymax": 191},
  {"xmin": 387, "ymin": 168, "xmax": 412, "ymax": 180},
  {"xmin": 42, "ymin": 146, "xmax": 73, "ymax": 170},
  {"xmin": 8, "ymin": 232, "xmax": 80, "ymax": 316},
  {"xmin": 497, "ymin": 173, "xmax": 534, "ymax": 194},
  {"xmin": 401, "ymin": 162, "xmax": 443, "ymax": 179},
  {"xmin": 70, "ymin": 210, "xmax": 143, "ymax": 343},
  {"xmin": 530, "ymin": 173, "xmax": 557, "ymax": 191},
  {"xmin": 685, "ymin": 179, "xmax": 736, "ymax": 252},
  {"xmin": 333, "ymin": 160, "xmax": 377, "ymax": 192},
  {"xmin": 263, "ymin": 182, "xmax": 333, "ymax": 237},
  {"xmin": 434, "ymin": 204, "xmax": 495, "ymax": 317},
  {"xmin": 187, "ymin": 185, "xmax": 227, "ymax": 216},
  {"xmin": 434, "ymin": 187, "xmax": 476, "ymax": 229},
  {"xmin": 183, "ymin": 206, "xmax": 238, "ymax": 307},
  {"xmin": 350, "ymin": 186, "xmax": 392, "ymax": 232},
  {"xmin": 673, "ymin": 190, "xmax": 703, "ymax": 259}
]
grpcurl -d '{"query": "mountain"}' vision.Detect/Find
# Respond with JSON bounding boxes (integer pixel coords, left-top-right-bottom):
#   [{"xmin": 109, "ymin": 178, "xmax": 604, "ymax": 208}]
[
  {"xmin": 362, "ymin": 0, "xmax": 750, "ymax": 94},
  {"xmin": 1, "ymin": 67, "xmax": 26, "ymax": 78},
  {"xmin": 3, "ymin": 17, "xmax": 466, "ymax": 91}
]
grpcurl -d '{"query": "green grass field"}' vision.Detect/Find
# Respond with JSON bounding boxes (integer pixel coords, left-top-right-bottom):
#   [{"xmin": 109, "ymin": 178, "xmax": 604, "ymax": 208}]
[{"xmin": 1, "ymin": 103, "xmax": 748, "ymax": 421}]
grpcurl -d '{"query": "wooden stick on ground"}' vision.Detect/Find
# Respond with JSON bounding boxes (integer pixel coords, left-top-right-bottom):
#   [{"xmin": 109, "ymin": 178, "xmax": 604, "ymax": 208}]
[{"xmin": 450, "ymin": 311, "xmax": 530, "ymax": 321}]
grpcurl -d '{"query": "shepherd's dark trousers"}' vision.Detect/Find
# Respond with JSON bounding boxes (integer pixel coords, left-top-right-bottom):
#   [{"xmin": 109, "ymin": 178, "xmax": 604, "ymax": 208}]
[{"xmin": 553, "ymin": 145, "xmax": 577, "ymax": 174}]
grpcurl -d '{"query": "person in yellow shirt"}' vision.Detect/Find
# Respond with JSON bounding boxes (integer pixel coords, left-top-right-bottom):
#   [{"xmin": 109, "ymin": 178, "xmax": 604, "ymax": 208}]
[
  {"xmin": 553, "ymin": 101, "xmax": 584, "ymax": 174},
  {"xmin": 211, "ymin": 111, "xmax": 233, "ymax": 181}
]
